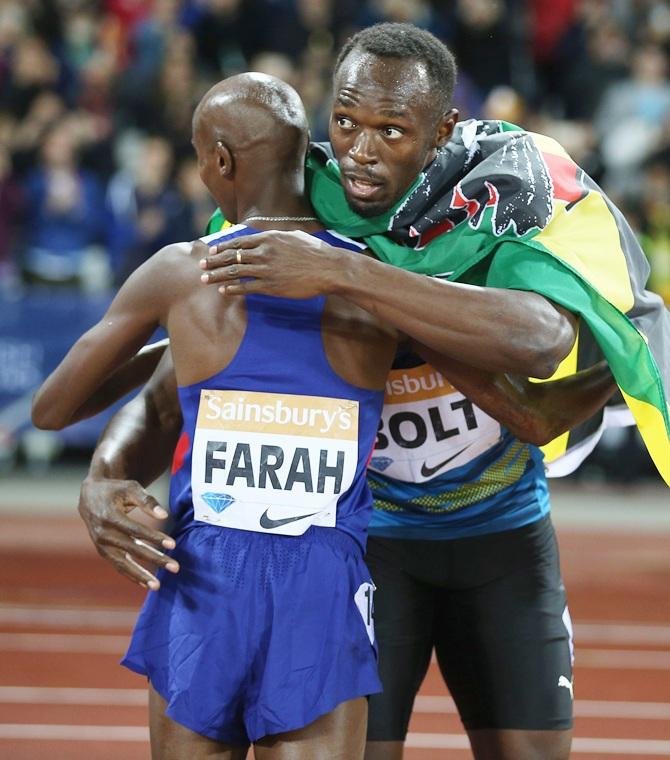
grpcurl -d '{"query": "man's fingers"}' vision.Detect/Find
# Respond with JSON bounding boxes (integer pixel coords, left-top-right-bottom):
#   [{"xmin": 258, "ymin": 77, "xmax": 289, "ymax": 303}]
[
  {"xmin": 200, "ymin": 264, "xmax": 264, "ymax": 285},
  {"xmin": 212, "ymin": 232, "xmax": 271, "ymax": 253},
  {"xmin": 101, "ymin": 532, "xmax": 179, "ymax": 576},
  {"xmin": 140, "ymin": 494, "xmax": 169, "ymax": 521},
  {"xmin": 217, "ymin": 280, "xmax": 262, "ymax": 296},
  {"xmin": 200, "ymin": 241, "xmax": 268, "ymax": 270},
  {"xmin": 200, "ymin": 252, "xmax": 256, "ymax": 272},
  {"xmin": 122, "ymin": 482, "xmax": 169, "ymax": 521},
  {"xmin": 99, "ymin": 545, "xmax": 161, "ymax": 589},
  {"xmin": 110, "ymin": 510, "xmax": 175, "ymax": 550},
  {"xmin": 121, "ymin": 552, "xmax": 161, "ymax": 590},
  {"xmin": 132, "ymin": 538, "xmax": 180, "ymax": 573}
]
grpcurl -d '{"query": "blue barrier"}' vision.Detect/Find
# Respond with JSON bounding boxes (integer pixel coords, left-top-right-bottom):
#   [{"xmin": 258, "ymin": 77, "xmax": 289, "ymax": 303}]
[{"xmin": 0, "ymin": 288, "xmax": 161, "ymax": 449}]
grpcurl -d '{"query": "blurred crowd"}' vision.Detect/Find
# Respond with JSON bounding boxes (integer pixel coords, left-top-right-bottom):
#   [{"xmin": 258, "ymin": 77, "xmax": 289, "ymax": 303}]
[
  {"xmin": 1, "ymin": 0, "xmax": 669, "ymax": 479},
  {"xmin": 0, "ymin": 0, "xmax": 669, "ymax": 296}
]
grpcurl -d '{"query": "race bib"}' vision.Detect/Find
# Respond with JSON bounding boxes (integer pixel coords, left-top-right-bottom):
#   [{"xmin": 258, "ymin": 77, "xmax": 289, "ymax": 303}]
[
  {"xmin": 192, "ymin": 390, "xmax": 359, "ymax": 535},
  {"xmin": 354, "ymin": 582, "xmax": 376, "ymax": 645},
  {"xmin": 369, "ymin": 364, "xmax": 501, "ymax": 483}
]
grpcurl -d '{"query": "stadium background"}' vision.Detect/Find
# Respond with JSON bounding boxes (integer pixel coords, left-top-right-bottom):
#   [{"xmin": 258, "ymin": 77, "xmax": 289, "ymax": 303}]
[{"xmin": 0, "ymin": 1, "xmax": 669, "ymax": 758}]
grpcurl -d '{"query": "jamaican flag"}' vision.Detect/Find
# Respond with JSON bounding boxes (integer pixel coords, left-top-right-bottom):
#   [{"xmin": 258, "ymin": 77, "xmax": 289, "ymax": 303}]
[{"xmin": 206, "ymin": 121, "xmax": 670, "ymax": 485}]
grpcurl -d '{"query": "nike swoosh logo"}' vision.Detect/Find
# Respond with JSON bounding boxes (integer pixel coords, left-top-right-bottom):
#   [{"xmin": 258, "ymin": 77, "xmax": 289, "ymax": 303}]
[
  {"xmin": 420, "ymin": 445, "xmax": 471, "ymax": 478},
  {"xmin": 259, "ymin": 509, "xmax": 319, "ymax": 530}
]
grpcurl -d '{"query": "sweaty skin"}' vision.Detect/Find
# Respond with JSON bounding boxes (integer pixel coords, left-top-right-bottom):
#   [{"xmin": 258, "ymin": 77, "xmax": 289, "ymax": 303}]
[{"xmin": 200, "ymin": 52, "xmax": 578, "ymax": 380}]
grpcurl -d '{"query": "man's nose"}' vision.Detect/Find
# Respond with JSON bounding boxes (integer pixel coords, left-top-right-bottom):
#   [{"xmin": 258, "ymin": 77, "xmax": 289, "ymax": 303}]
[{"xmin": 349, "ymin": 130, "xmax": 377, "ymax": 164}]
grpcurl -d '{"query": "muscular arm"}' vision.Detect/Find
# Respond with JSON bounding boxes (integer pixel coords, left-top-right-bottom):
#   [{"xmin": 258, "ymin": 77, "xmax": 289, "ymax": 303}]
[
  {"xmin": 31, "ymin": 249, "xmax": 174, "ymax": 430},
  {"xmin": 63, "ymin": 339, "xmax": 169, "ymax": 424},
  {"xmin": 417, "ymin": 343, "xmax": 617, "ymax": 446},
  {"xmin": 199, "ymin": 233, "xmax": 577, "ymax": 379},
  {"xmin": 79, "ymin": 350, "xmax": 183, "ymax": 590}
]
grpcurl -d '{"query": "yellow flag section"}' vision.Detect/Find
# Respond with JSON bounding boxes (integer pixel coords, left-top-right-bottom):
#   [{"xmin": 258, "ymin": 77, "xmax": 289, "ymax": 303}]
[
  {"xmin": 532, "ymin": 131, "xmax": 635, "ymax": 312},
  {"xmin": 536, "ymin": 329, "xmax": 580, "ymax": 465},
  {"xmin": 192, "ymin": 389, "xmax": 360, "ymax": 535},
  {"xmin": 534, "ymin": 195, "xmax": 635, "ymax": 314},
  {"xmin": 622, "ymin": 390, "xmax": 670, "ymax": 485},
  {"xmin": 529, "ymin": 137, "xmax": 669, "ymax": 485}
]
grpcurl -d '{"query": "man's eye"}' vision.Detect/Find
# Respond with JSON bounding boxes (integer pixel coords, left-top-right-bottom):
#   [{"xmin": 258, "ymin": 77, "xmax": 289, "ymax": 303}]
[
  {"xmin": 337, "ymin": 117, "xmax": 355, "ymax": 129},
  {"xmin": 383, "ymin": 127, "xmax": 403, "ymax": 139}
]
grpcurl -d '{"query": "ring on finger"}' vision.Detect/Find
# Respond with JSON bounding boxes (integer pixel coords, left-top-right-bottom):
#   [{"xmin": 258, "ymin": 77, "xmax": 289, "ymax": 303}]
[{"xmin": 236, "ymin": 250, "xmax": 242, "ymax": 266}]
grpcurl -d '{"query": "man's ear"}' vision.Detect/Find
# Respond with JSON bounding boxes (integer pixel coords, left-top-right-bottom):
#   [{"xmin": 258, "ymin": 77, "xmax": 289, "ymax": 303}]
[
  {"xmin": 435, "ymin": 108, "xmax": 459, "ymax": 148},
  {"xmin": 216, "ymin": 140, "xmax": 233, "ymax": 177}
]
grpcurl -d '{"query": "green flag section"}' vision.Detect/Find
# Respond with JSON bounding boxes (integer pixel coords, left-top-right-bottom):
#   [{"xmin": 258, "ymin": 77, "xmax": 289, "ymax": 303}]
[{"xmin": 206, "ymin": 209, "xmax": 228, "ymax": 235}]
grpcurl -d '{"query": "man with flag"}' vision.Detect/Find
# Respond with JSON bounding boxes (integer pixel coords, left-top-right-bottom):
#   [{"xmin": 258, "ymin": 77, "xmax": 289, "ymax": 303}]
[{"xmin": 76, "ymin": 21, "xmax": 669, "ymax": 760}]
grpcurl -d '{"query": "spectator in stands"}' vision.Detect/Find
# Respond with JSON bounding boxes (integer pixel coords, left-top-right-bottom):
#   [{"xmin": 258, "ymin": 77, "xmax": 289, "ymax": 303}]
[
  {"xmin": 106, "ymin": 134, "xmax": 182, "ymax": 282},
  {"xmin": 0, "ymin": 144, "xmax": 22, "ymax": 285},
  {"xmin": 595, "ymin": 44, "xmax": 670, "ymax": 192},
  {"xmin": 192, "ymin": 0, "xmax": 252, "ymax": 78},
  {"xmin": 172, "ymin": 155, "xmax": 216, "ymax": 243},
  {"xmin": 20, "ymin": 118, "xmax": 108, "ymax": 291}
]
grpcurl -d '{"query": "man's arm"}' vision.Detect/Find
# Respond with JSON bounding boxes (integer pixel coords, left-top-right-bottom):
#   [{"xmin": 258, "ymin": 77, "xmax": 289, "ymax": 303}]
[
  {"xmin": 31, "ymin": 250, "xmax": 172, "ymax": 430},
  {"xmin": 417, "ymin": 343, "xmax": 617, "ymax": 446},
  {"xmin": 79, "ymin": 350, "xmax": 182, "ymax": 591},
  {"xmin": 62, "ymin": 339, "xmax": 169, "ymax": 424},
  {"xmin": 198, "ymin": 234, "xmax": 576, "ymax": 379}
]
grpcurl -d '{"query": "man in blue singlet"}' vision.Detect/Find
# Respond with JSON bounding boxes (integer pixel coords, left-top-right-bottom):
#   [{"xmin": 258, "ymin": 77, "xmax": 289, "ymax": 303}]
[{"xmin": 32, "ymin": 73, "xmax": 403, "ymax": 760}]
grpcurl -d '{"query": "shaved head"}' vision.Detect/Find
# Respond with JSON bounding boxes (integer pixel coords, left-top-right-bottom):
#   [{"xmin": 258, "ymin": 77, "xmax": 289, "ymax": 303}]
[
  {"xmin": 191, "ymin": 72, "xmax": 312, "ymax": 222},
  {"xmin": 193, "ymin": 72, "xmax": 309, "ymax": 155}
]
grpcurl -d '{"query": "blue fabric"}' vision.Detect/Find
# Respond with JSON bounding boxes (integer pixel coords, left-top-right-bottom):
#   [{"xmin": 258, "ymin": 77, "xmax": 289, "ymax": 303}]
[{"xmin": 122, "ymin": 523, "xmax": 381, "ymax": 743}]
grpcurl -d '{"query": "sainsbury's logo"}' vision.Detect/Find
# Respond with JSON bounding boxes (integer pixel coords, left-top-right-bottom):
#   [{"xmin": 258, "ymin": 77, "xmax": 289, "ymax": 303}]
[
  {"xmin": 385, "ymin": 370, "xmax": 453, "ymax": 399},
  {"xmin": 197, "ymin": 390, "xmax": 359, "ymax": 440}
]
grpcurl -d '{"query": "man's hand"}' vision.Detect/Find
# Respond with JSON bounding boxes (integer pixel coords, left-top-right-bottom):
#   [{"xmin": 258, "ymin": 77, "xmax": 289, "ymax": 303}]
[
  {"xmin": 197, "ymin": 232, "xmax": 347, "ymax": 298},
  {"xmin": 78, "ymin": 477, "xmax": 179, "ymax": 591}
]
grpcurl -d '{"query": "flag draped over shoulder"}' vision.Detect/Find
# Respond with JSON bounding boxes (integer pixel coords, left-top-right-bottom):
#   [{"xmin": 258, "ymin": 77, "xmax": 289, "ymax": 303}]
[{"xmin": 304, "ymin": 121, "xmax": 670, "ymax": 486}]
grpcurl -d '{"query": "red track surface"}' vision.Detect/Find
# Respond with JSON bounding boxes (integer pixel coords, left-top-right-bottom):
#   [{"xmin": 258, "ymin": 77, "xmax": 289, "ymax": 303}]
[{"xmin": 1, "ymin": 514, "xmax": 669, "ymax": 759}]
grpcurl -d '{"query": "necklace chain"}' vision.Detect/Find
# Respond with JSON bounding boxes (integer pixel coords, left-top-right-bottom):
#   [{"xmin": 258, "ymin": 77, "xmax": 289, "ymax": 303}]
[{"xmin": 243, "ymin": 215, "xmax": 319, "ymax": 223}]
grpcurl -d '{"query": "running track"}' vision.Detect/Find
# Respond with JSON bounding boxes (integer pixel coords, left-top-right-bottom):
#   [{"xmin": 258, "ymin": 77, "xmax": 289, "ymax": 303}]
[{"xmin": 1, "ymin": 506, "xmax": 669, "ymax": 759}]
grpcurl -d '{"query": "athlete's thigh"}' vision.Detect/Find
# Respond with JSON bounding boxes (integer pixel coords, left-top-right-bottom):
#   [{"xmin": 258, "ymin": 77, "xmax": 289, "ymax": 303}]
[
  {"xmin": 149, "ymin": 683, "xmax": 249, "ymax": 760},
  {"xmin": 433, "ymin": 517, "xmax": 573, "ymax": 734},
  {"xmin": 467, "ymin": 727, "xmax": 572, "ymax": 760},
  {"xmin": 254, "ymin": 697, "xmax": 367, "ymax": 760},
  {"xmin": 365, "ymin": 536, "xmax": 437, "ymax": 742}
]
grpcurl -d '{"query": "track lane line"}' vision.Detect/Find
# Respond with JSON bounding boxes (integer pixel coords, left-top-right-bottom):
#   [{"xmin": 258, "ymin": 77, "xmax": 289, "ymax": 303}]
[
  {"xmin": 0, "ymin": 687, "xmax": 146, "ymax": 705},
  {"xmin": 405, "ymin": 732, "xmax": 670, "ymax": 755},
  {"xmin": 413, "ymin": 695, "xmax": 670, "ymax": 719},
  {"xmin": 0, "ymin": 633, "xmax": 128, "ymax": 653}
]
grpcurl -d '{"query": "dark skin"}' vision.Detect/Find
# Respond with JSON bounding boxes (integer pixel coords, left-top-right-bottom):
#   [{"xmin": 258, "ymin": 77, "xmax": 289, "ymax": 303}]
[
  {"xmin": 199, "ymin": 51, "xmax": 578, "ymax": 380},
  {"xmin": 32, "ymin": 73, "xmax": 401, "ymax": 760}
]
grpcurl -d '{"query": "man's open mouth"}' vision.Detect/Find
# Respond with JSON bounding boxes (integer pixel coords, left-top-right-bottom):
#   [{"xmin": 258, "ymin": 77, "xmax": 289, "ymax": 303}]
[{"xmin": 342, "ymin": 174, "xmax": 383, "ymax": 201}]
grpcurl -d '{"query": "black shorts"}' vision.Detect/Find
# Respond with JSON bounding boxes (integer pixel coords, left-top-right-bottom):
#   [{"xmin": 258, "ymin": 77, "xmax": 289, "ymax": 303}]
[{"xmin": 365, "ymin": 515, "xmax": 573, "ymax": 738}]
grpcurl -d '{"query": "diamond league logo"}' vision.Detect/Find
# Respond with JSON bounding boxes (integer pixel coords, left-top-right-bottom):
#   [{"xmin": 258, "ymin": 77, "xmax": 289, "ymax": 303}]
[
  {"xmin": 370, "ymin": 456, "xmax": 393, "ymax": 471},
  {"xmin": 201, "ymin": 492, "xmax": 236, "ymax": 513}
]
